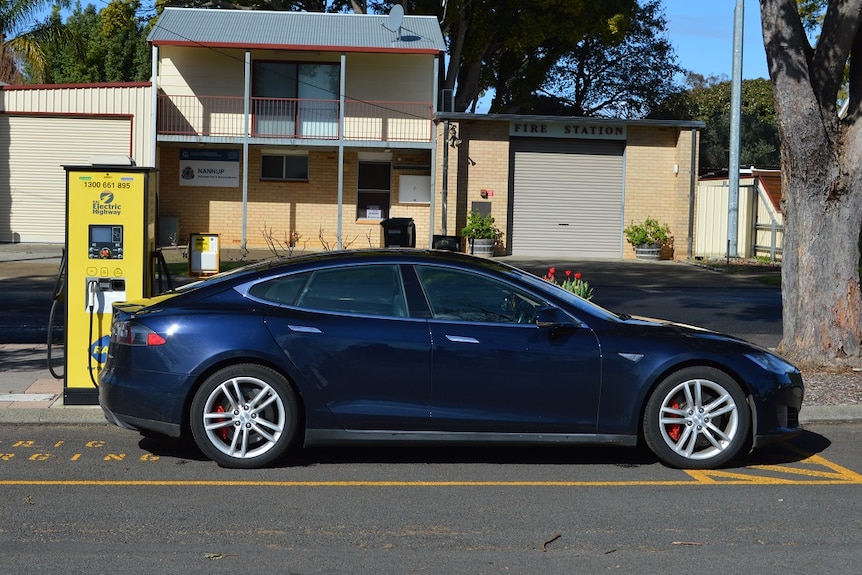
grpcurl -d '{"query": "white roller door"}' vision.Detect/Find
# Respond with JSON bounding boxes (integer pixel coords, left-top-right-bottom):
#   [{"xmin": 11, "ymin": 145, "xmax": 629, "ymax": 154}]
[
  {"xmin": 0, "ymin": 115, "xmax": 131, "ymax": 243},
  {"xmin": 510, "ymin": 138, "xmax": 624, "ymax": 257}
]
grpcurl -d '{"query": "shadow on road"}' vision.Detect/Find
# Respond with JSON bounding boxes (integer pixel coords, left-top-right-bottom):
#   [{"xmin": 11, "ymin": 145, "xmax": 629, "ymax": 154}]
[{"xmin": 136, "ymin": 430, "xmax": 830, "ymax": 470}]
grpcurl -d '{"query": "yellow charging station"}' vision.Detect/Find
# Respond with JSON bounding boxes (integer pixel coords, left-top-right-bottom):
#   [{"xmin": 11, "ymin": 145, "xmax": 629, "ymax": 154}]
[{"xmin": 63, "ymin": 164, "xmax": 157, "ymax": 405}]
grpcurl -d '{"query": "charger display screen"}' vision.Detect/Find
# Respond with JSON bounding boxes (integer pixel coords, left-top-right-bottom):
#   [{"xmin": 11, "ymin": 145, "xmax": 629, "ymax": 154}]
[{"xmin": 88, "ymin": 225, "xmax": 123, "ymax": 259}]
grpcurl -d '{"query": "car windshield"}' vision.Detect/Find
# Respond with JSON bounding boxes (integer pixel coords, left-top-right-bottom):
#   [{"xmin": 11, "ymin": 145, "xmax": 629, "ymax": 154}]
[{"xmin": 503, "ymin": 265, "xmax": 623, "ymax": 322}]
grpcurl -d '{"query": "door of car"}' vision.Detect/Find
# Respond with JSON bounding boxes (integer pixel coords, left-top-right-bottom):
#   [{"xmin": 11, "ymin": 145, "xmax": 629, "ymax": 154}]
[
  {"xmin": 414, "ymin": 265, "xmax": 602, "ymax": 433},
  {"xmin": 250, "ymin": 264, "xmax": 432, "ymax": 431}
]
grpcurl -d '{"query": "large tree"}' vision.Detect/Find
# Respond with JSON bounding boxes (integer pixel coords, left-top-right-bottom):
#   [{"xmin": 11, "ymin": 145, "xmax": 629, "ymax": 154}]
[
  {"xmin": 380, "ymin": 0, "xmax": 637, "ymax": 113},
  {"xmin": 759, "ymin": 0, "xmax": 862, "ymax": 367},
  {"xmin": 535, "ymin": 0, "xmax": 683, "ymax": 119}
]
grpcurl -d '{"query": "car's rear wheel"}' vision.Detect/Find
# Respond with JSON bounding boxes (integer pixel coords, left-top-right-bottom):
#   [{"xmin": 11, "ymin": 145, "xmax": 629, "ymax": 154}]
[
  {"xmin": 190, "ymin": 364, "xmax": 298, "ymax": 468},
  {"xmin": 643, "ymin": 367, "xmax": 750, "ymax": 469}
]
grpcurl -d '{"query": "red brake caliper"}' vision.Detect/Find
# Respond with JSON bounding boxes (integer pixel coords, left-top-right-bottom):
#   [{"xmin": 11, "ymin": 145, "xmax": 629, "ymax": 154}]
[
  {"xmin": 667, "ymin": 399, "xmax": 682, "ymax": 442},
  {"xmin": 215, "ymin": 404, "xmax": 230, "ymax": 441}
]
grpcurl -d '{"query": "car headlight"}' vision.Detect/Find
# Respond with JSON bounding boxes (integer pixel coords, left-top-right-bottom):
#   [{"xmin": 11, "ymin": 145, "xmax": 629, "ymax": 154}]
[{"xmin": 745, "ymin": 352, "xmax": 798, "ymax": 374}]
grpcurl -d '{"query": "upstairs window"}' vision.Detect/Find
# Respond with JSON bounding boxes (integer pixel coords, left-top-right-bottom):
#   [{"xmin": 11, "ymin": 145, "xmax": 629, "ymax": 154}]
[{"xmin": 252, "ymin": 61, "xmax": 339, "ymax": 138}]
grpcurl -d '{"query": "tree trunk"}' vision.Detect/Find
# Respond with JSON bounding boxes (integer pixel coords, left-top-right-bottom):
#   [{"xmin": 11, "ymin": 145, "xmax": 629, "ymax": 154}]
[{"xmin": 760, "ymin": 0, "xmax": 862, "ymax": 368}]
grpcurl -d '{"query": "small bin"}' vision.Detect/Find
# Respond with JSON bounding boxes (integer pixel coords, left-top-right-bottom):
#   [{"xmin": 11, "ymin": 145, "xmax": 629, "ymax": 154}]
[
  {"xmin": 380, "ymin": 218, "xmax": 415, "ymax": 247},
  {"xmin": 432, "ymin": 234, "xmax": 461, "ymax": 252}
]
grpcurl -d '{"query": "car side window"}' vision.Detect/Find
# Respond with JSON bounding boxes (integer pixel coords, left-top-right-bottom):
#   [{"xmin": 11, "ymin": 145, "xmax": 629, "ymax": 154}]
[
  {"xmin": 415, "ymin": 265, "xmax": 543, "ymax": 324},
  {"xmin": 248, "ymin": 272, "xmax": 311, "ymax": 305},
  {"xmin": 295, "ymin": 265, "xmax": 408, "ymax": 317}
]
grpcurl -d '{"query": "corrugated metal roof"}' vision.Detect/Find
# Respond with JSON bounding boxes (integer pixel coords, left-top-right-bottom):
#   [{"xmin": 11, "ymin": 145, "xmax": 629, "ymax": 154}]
[
  {"xmin": 148, "ymin": 8, "xmax": 446, "ymax": 54},
  {"xmin": 436, "ymin": 112, "xmax": 706, "ymax": 130}
]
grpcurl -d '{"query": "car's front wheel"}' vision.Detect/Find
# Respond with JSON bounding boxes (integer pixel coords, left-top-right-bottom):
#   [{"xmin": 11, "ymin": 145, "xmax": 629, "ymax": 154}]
[
  {"xmin": 643, "ymin": 367, "xmax": 750, "ymax": 469},
  {"xmin": 190, "ymin": 364, "xmax": 299, "ymax": 468}
]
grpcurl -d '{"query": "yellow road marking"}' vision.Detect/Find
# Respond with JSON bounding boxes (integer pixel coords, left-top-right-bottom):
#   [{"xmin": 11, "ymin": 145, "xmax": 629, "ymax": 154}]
[
  {"xmin": 686, "ymin": 452, "xmax": 862, "ymax": 485},
  {"xmin": 0, "ymin": 480, "xmax": 701, "ymax": 487},
  {"xmin": 751, "ymin": 453, "xmax": 862, "ymax": 482},
  {"xmin": 2, "ymin": 441, "xmax": 862, "ymax": 486}
]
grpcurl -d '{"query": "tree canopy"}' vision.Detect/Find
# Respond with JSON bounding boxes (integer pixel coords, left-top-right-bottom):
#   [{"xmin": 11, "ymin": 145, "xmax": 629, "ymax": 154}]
[
  {"xmin": 36, "ymin": 0, "xmax": 150, "ymax": 83},
  {"xmin": 652, "ymin": 74, "xmax": 780, "ymax": 173},
  {"xmin": 0, "ymin": 0, "xmax": 71, "ymax": 82},
  {"xmin": 536, "ymin": 0, "xmax": 683, "ymax": 118},
  {"xmin": 418, "ymin": 0, "xmax": 638, "ymax": 113}
]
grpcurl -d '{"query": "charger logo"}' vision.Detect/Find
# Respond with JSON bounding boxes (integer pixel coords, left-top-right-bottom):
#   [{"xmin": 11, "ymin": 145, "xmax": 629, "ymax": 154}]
[
  {"xmin": 92, "ymin": 195, "xmax": 121, "ymax": 216},
  {"xmin": 90, "ymin": 335, "xmax": 111, "ymax": 364}
]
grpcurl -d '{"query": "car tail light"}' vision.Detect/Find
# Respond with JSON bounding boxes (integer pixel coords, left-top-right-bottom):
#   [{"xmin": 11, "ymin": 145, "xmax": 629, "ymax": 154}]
[{"xmin": 111, "ymin": 321, "xmax": 167, "ymax": 346}]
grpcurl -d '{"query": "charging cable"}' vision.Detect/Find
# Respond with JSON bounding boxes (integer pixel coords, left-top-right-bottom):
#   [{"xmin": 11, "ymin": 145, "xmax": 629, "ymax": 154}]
[
  {"xmin": 47, "ymin": 249, "xmax": 67, "ymax": 379},
  {"xmin": 87, "ymin": 279, "xmax": 100, "ymax": 389}
]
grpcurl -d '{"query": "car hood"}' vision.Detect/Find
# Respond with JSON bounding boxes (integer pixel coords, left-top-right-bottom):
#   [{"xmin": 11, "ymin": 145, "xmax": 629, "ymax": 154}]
[
  {"xmin": 619, "ymin": 314, "xmax": 764, "ymax": 349},
  {"xmin": 626, "ymin": 314, "xmax": 712, "ymax": 333}
]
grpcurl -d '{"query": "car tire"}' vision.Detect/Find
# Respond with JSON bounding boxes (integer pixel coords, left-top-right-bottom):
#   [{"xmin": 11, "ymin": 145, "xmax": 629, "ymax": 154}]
[
  {"xmin": 643, "ymin": 367, "xmax": 750, "ymax": 469},
  {"xmin": 190, "ymin": 364, "xmax": 299, "ymax": 469}
]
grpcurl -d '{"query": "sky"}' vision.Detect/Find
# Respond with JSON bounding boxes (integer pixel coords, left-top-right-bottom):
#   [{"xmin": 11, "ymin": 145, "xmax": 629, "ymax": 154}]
[{"xmin": 662, "ymin": 0, "xmax": 770, "ymax": 81}]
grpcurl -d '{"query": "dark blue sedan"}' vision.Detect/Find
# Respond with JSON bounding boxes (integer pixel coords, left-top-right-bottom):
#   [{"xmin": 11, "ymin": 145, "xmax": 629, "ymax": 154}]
[{"xmin": 99, "ymin": 249, "xmax": 803, "ymax": 469}]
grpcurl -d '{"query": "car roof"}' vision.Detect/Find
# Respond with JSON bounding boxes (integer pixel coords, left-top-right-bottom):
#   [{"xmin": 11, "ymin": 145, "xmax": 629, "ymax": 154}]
[
  {"xmin": 250, "ymin": 249, "xmax": 508, "ymax": 273},
  {"xmin": 176, "ymin": 249, "xmax": 515, "ymax": 293}
]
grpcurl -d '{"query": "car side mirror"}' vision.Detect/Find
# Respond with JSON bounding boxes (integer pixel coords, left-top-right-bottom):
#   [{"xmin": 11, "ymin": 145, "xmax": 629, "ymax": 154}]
[{"xmin": 535, "ymin": 306, "xmax": 580, "ymax": 332}]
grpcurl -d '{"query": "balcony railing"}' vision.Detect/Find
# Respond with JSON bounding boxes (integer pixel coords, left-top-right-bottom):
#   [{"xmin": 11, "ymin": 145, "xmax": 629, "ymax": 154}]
[{"xmin": 157, "ymin": 95, "xmax": 434, "ymax": 142}]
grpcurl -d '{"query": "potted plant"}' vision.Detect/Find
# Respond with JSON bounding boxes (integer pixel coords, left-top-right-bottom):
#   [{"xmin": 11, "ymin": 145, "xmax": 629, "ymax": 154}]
[
  {"xmin": 461, "ymin": 211, "xmax": 503, "ymax": 257},
  {"xmin": 623, "ymin": 217, "xmax": 671, "ymax": 260}
]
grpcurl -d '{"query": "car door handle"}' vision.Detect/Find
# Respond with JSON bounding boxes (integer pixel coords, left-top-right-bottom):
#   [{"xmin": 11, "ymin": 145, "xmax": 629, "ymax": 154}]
[
  {"xmin": 288, "ymin": 325, "xmax": 323, "ymax": 334},
  {"xmin": 445, "ymin": 335, "xmax": 479, "ymax": 344}
]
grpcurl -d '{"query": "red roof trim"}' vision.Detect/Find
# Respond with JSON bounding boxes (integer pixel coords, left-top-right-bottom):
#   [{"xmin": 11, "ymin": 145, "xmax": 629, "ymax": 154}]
[
  {"xmin": 0, "ymin": 81, "xmax": 151, "ymax": 91},
  {"xmin": 151, "ymin": 40, "xmax": 441, "ymax": 55}
]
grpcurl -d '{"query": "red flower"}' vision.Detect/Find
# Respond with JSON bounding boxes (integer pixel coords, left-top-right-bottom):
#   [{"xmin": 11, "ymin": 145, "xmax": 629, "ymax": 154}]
[
  {"xmin": 575, "ymin": 272, "xmax": 582, "ymax": 280},
  {"xmin": 548, "ymin": 267, "xmax": 556, "ymax": 275},
  {"xmin": 565, "ymin": 270, "xmax": 572, "ymax": 277}
]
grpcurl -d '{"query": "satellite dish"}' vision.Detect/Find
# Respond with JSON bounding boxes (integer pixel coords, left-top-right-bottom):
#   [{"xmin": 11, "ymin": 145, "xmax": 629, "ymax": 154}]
[{"xmin": 387, "ymin": 4, "xmax": 404, "ymax": 40}]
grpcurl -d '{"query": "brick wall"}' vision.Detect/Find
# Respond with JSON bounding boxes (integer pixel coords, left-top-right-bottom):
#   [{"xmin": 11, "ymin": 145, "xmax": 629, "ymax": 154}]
[
  {"xmin": 433, "ymin": 120, "xmax": 510, "ymax": 252},
  {"xmin": 623, "ymin": 126, "xmax": 697, "ymax": 260},
  {"xmin": 158, "ymin": 146, "xmax": 434, "ymax": 251}
]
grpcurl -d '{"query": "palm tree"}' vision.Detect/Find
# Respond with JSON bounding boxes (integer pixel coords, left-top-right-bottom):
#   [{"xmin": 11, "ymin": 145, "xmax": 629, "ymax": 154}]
[{"xmin": 0, "ymin": 0, "xmax": 69, "ymax": 83}]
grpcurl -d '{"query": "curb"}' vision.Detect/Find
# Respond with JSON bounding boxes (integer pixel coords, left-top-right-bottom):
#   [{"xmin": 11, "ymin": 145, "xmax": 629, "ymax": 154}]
[
  {"xmin": 799, "ymin": 405, "xmax": 862, "ymax": 424},
  {"xmin": 0, "ymin": 405, "xmax": 858, "ymax": 426},
  {"xmin": 0, "ymin": 406, "xmax": 106, "ymax": 425}
]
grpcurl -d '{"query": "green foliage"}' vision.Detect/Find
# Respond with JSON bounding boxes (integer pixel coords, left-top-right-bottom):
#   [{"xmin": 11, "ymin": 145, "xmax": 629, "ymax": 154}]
[
  {"xmin": 461, "ymin": 211, "xmax": 502, "ymax": 240},
  {"xmin": 391, "ymin": 0, "xmax": 637, "ymax": 113},
  {"xmin": 651, "ymin": 76, "xmax": 780, "ymax": 172},
  {"xmin": 0, "ymin": 0, "xmax": 71, "ymax": 82},
  {"xmin": 623, "ymin": 217, "xmax": 670, "ymax": 246},
  {"xmin": 797, "ymin": 0, "xmax": 826, "ymax": 33},
  {"xmin": 36, "ymin": 0, "xmax": 151, "ymax": 83},
  {"xmin": 542, "ymin": 268, "xmax": 594, "ymax": 300},
  {"xmin": 537, "ymin": 0, "xmax": 683, "ymax": 118}
]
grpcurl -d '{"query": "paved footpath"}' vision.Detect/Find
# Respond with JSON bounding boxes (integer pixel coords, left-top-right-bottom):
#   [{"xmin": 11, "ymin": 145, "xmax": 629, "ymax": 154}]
[{"xmin": 0, "ymin": 243, "xmax": 858, "ymax": 424}]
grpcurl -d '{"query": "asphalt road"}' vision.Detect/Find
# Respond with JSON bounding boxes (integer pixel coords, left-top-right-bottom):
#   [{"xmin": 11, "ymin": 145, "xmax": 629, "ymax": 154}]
[
  {"xmin": 1, "ymin": 422, "xmax": 860, "ymax": 574},
  {"xmin": 0, "ymin": 266, "xmax": 65, "ymax": 345}
]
